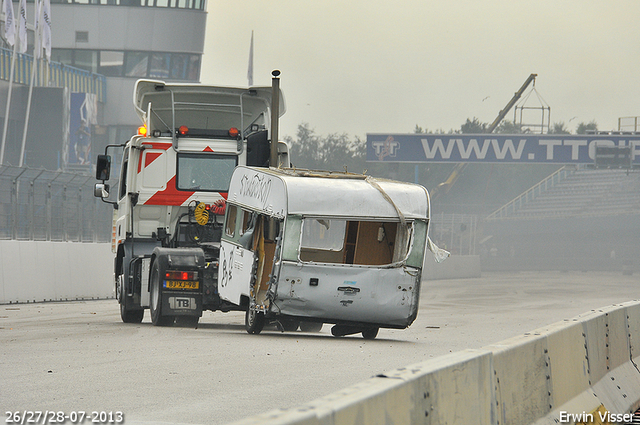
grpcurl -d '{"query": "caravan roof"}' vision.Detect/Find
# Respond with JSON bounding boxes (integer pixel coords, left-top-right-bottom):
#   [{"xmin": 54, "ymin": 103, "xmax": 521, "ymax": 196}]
[{"xmin": 227, "ymin": 166, "xmax": 430, "ymax": 220}]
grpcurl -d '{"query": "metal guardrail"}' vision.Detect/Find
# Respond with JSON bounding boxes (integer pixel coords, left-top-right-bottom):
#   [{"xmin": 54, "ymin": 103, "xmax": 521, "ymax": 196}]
[
  {"xmin": 0, "ymin": 48, "xmax": 107, "ymax": 103},
  {"xmin": 485, "ymin": 166, "xmax": 573, "ymax": 220},
  {"xmin": 0, "ymin": 165, "xmax": 114, "ymax": 242}
]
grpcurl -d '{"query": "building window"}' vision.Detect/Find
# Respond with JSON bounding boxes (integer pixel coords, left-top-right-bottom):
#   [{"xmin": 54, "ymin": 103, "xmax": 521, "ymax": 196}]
[
  {"xmin": 149, "ymin": 53, "xmax": 170, "ymax": 79},
  {"xmin": 99, "ymin": 51, "xmax": 124, "ymax": 77},
  {"xmin": 50, "ymin": 0, "xmax": 206, "ymax": 9},
  {"xmin": 74, "ymin": 50, "xmax": 98, "ymax": 73},
  {"xmin": 188, "ymin": 54, "xmax": 200, "ymax": 80},
  {"xmin": 51, "ymin": 49, "xmax": 73, "ymax": 66},
  {"xmin": 51, "ymin": 48, "xmax": 200, "ymax": 81},
  {"xmin": 124, "ymin": 51, "xmax": 149, "ymax": 77}
]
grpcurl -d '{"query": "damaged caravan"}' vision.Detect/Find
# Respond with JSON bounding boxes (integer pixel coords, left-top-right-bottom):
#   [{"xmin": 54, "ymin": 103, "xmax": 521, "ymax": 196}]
[{"xmin": 218, "ymin": 166, "xmax": 448, "ymax": 339}]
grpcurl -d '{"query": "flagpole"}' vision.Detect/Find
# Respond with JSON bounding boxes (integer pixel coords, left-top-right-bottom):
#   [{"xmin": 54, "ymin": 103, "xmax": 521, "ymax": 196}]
[
  {"xmin": 247, "ymin": 30, "xmax": 253, "ymax": 87},
  {"xmin": 0, "ymin": 32, "xmax": 17, "ymax": 165},
  {"xmin": 19, "ymin": 0, "xmax": 41, "ymax": 167},
  {"xmin": 19, "ymin": 53, "xmax": 37, "ymax": 167}
]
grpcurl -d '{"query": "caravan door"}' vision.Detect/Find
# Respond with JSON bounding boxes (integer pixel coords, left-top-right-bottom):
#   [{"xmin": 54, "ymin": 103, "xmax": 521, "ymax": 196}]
[
  {"xmin": 218, "ymin": 241, "xmax": 255, "ymax": 306},
  {"xmin": 217, "ymin": 205, "xmax": 257, "ymax": 306}
]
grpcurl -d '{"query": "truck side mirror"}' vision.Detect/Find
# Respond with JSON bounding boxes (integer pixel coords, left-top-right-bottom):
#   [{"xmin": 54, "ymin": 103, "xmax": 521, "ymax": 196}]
[
  {"xmin": 96, "ymin": 154, "xmax": 111, "ymax": 180},
  {"xmin": 94, "ymin": 183, "xmax": 110, "ymax": 199}
]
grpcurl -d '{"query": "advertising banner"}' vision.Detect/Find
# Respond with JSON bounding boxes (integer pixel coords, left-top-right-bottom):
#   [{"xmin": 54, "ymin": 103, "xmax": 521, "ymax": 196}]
[
  {"xmin": 367, "ymin": 134, "xmax": 640, "ymax": 165},
  {"xmin": 66, "ymin": 93, "xmax": 97, "ymax": 167}
]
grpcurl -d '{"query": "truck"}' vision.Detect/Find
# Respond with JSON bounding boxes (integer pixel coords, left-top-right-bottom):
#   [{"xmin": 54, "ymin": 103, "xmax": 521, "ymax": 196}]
[
  {"xmin": 94, "ymin": 74, "xmax": 289, "ymax": 326},
  {"xmin": 218, "ymin": 166, "xmax": 449, "ymax": 339}
]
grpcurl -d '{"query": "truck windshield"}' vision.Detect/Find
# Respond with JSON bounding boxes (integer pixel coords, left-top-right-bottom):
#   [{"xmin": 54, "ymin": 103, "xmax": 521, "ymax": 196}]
[{"xmin": 177, "ymin": 153, "xmax": 237, "ymax": 192}]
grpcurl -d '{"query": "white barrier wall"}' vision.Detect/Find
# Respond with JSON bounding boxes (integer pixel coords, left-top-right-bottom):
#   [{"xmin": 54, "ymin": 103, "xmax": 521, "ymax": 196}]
[
  {"xmin": 231, "ymin": 301, "xmax": 640, "ymax": 425},
  {"xmin": 0, "ymin": 241, "xmax": 114, "ymax": 304},
  {"xmin": 422, "ymin": 254, "xmax": 482, "ymax": 280},
  {"xmin": 0, "ymin": 243, "xmax": 479, "ymax": 304}
]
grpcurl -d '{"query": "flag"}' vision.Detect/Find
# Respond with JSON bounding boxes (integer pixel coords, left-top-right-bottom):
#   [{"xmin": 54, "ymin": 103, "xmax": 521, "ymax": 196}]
[
  {"xmin": 18, "ymin": 0, "xmax": 26, "ymax": 53},
  {"xmin": 42, "ymin": 0, "xmax": 51, "ymax": 61},
  {"xmin": 247, "ymin": 31, "xmax": 254, "ymax": 86},
  {"xmin": 34, "ymin": 0, "xmax": 42, "ymax": 59},
  {"xmin": 3, "ymin": 0, "xmax": 15, "ymax": 46}
]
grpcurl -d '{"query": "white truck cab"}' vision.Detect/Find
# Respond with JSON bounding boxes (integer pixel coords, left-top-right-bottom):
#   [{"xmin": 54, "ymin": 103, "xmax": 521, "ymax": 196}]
[{"xmin": 95, "ymin": 76, "xmax": 289, "ymax": 326}]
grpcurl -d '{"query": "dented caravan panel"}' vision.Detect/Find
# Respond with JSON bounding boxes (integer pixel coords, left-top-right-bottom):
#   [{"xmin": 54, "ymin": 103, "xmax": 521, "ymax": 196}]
[
  {"xmin": 219, "ymin": 166, "xmax": 432, "ymax": 332},
  {"xmin": 275, "ymin": 263, "xmax": 421, "ymax": 328}
]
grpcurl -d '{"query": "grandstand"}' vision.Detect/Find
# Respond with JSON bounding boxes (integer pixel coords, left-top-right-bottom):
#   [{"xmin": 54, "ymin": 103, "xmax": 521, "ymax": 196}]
[
  {"xmin": 481, "ymin": 167, "xmax": 640, "ymax": 273},
  {"xmin": 486, "ymin": 167, "xmax": 640, "ymax": 220}
]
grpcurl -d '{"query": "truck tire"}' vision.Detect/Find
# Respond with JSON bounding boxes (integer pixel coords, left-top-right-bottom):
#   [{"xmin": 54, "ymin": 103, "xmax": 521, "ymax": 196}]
[
  {"xmin": 150, "ymin": 260, "xmax": 174, "ymax": 326},
  {"xmin": 117, "ymin": 274, "xmax": 144, "ymax": 323},
  {"xmin": 175, "ymin": 316, "xmax": 199, "ymax": 328},
  {"xmin": 120, "ymin": 300, "xmax": 144, "ymax": 323},
  {"xmin": 245, "ymin": 308, "xmax": 265, "ymax": 334}
]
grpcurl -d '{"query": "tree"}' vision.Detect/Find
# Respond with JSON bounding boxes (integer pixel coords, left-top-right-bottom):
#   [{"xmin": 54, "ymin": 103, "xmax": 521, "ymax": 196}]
[
  {"xmin": 576, "ymin": 120, "xmax": 598, "ymax": 134},
  {"xmin": 414, "ymin": 125, "xmax": 447, "ymax": 134},
  {"xmin": 548, "ymin": 122, "xmax": 571, "ymax": 134},
  {"xmin": 460, "ymin": 117, "xmax": 488, "ymax": 134},
  {"xmin": 495, "ymin": 120, "xmax": 528, "ymax": 134},
  {"xmin": 284, "ymin": 123, "xmax": 366, "ymax": 173}
]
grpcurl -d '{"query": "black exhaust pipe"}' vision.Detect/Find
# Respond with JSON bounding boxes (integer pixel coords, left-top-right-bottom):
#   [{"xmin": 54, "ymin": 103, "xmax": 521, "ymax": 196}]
[{"xmin": 270, "ymin": 70, "xmax": 281, "ymax": 168}]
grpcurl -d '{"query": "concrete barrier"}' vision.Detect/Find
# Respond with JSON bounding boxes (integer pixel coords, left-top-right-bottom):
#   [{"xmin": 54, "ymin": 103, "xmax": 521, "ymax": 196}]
[
  {"xmin": 230, "ymin": 301, "xmax": 640, "ymax": 425},
  {"xmin": 0, "ymin": 240, "xmax": 113, "ymax": 304}
]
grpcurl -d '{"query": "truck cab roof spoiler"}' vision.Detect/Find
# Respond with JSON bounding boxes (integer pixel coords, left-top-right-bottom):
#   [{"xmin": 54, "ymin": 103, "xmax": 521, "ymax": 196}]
[{"xmin": 133, "ymin": 79, "xmax": 286, "ymax": 148}]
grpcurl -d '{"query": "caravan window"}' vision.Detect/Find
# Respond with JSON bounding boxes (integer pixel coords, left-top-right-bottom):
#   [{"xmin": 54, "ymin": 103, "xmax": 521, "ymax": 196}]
[
  {"xmin": 301, "ymin": 219, "xmax": 346, "ymax": 251},
  {"xmin": 299, "ymin": 219, "xmax": 413, "ymax": 266},
  {"xmin": 225, "ymin": 205, "xmax": 238, "ymax": 237}
]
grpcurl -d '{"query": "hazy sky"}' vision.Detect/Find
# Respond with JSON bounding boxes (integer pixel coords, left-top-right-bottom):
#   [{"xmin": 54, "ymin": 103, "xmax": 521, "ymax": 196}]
[{"xmin": 202, "ymin": 1, "xmax": 640, "ymax": 139}]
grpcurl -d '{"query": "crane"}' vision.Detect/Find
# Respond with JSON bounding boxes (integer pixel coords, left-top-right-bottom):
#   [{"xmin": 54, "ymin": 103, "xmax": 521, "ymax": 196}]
[{"xmin": 430, "ymin": 74, "xmax": 538, "ymax": 200}]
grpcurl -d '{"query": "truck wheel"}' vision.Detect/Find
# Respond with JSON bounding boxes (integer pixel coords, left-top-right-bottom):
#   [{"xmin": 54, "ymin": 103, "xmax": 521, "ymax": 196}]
[
  {"xmin": 150, "ymin": 260, "xmax": 174, "ymax": 326},
  {"xmin": 120, "ymin": 301, "xmax": 144, "ymax": 323},
  {"xmin": 299, "ymin": 322, "xmax": 323, "ymax": 333},
  {"xmin": 245, "ymin": 308, "xmax": 265, "ymax": 334},
  {"xmin": 175, "ymin": 316, "xmax": 199, "ymax": 328},
  {"xmin": 117, "ymin": 274, "xmax": 144, "ymax": 323},
  {"xmin": 362, "ymin": 327, "xmax": 379, "ymax": 340}
]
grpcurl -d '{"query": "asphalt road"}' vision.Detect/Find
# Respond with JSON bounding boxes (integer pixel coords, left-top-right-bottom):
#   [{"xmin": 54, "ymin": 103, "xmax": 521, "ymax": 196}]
[{"xmin": 2, "ymin": 271, "xmax": 639, "ymax": 425}]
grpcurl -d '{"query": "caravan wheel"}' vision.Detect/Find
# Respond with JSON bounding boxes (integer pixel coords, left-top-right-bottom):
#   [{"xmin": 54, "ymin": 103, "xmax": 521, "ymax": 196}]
[
  {"xmin": 245, "ymin": 308, "xmax": 265, "ymax": 334},
  {"xmin": 362, "ymin": 327, "xmax": 379, "ymax": 340}
]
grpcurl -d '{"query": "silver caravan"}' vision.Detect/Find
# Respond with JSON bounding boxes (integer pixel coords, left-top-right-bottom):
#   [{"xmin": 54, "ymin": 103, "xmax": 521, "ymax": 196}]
[{"xmin": 218, "ymin": 166, "xmax": 448, "ymax": 339}]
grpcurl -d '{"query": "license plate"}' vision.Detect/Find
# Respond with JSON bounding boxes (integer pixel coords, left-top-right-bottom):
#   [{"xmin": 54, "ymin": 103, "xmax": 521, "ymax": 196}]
[
  {"xmin": 164, "ymin": 280, "xmax": 199, "ymax": 290},
  {"xmin": 169, "ymin": 297, "xmax": 196, "ymax": 310}
]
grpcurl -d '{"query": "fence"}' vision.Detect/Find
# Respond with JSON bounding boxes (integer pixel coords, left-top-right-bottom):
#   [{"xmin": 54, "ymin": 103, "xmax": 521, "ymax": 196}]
[
  {"xmin": 0, "ymin": 47, "xmax": 106, "ymax": 103},
  {"xmin": 0, "ymin": 165, "xmax": 114, "ymax": 242},
  {"xmin": 430, "ymin": 212, "xmax": 478, "ymax": 256}
]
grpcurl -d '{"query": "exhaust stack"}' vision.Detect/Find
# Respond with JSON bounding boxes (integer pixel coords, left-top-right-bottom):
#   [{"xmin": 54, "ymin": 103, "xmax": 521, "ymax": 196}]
[{"xmin": 270, "ymin": 70, "xmax": 280, "ymax": 168}]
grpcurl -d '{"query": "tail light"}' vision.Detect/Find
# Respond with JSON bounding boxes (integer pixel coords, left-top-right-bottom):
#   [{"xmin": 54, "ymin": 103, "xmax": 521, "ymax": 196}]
[{"xmin": 165, "ymin": 271, "xmax": 198, "ymax": 281}]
